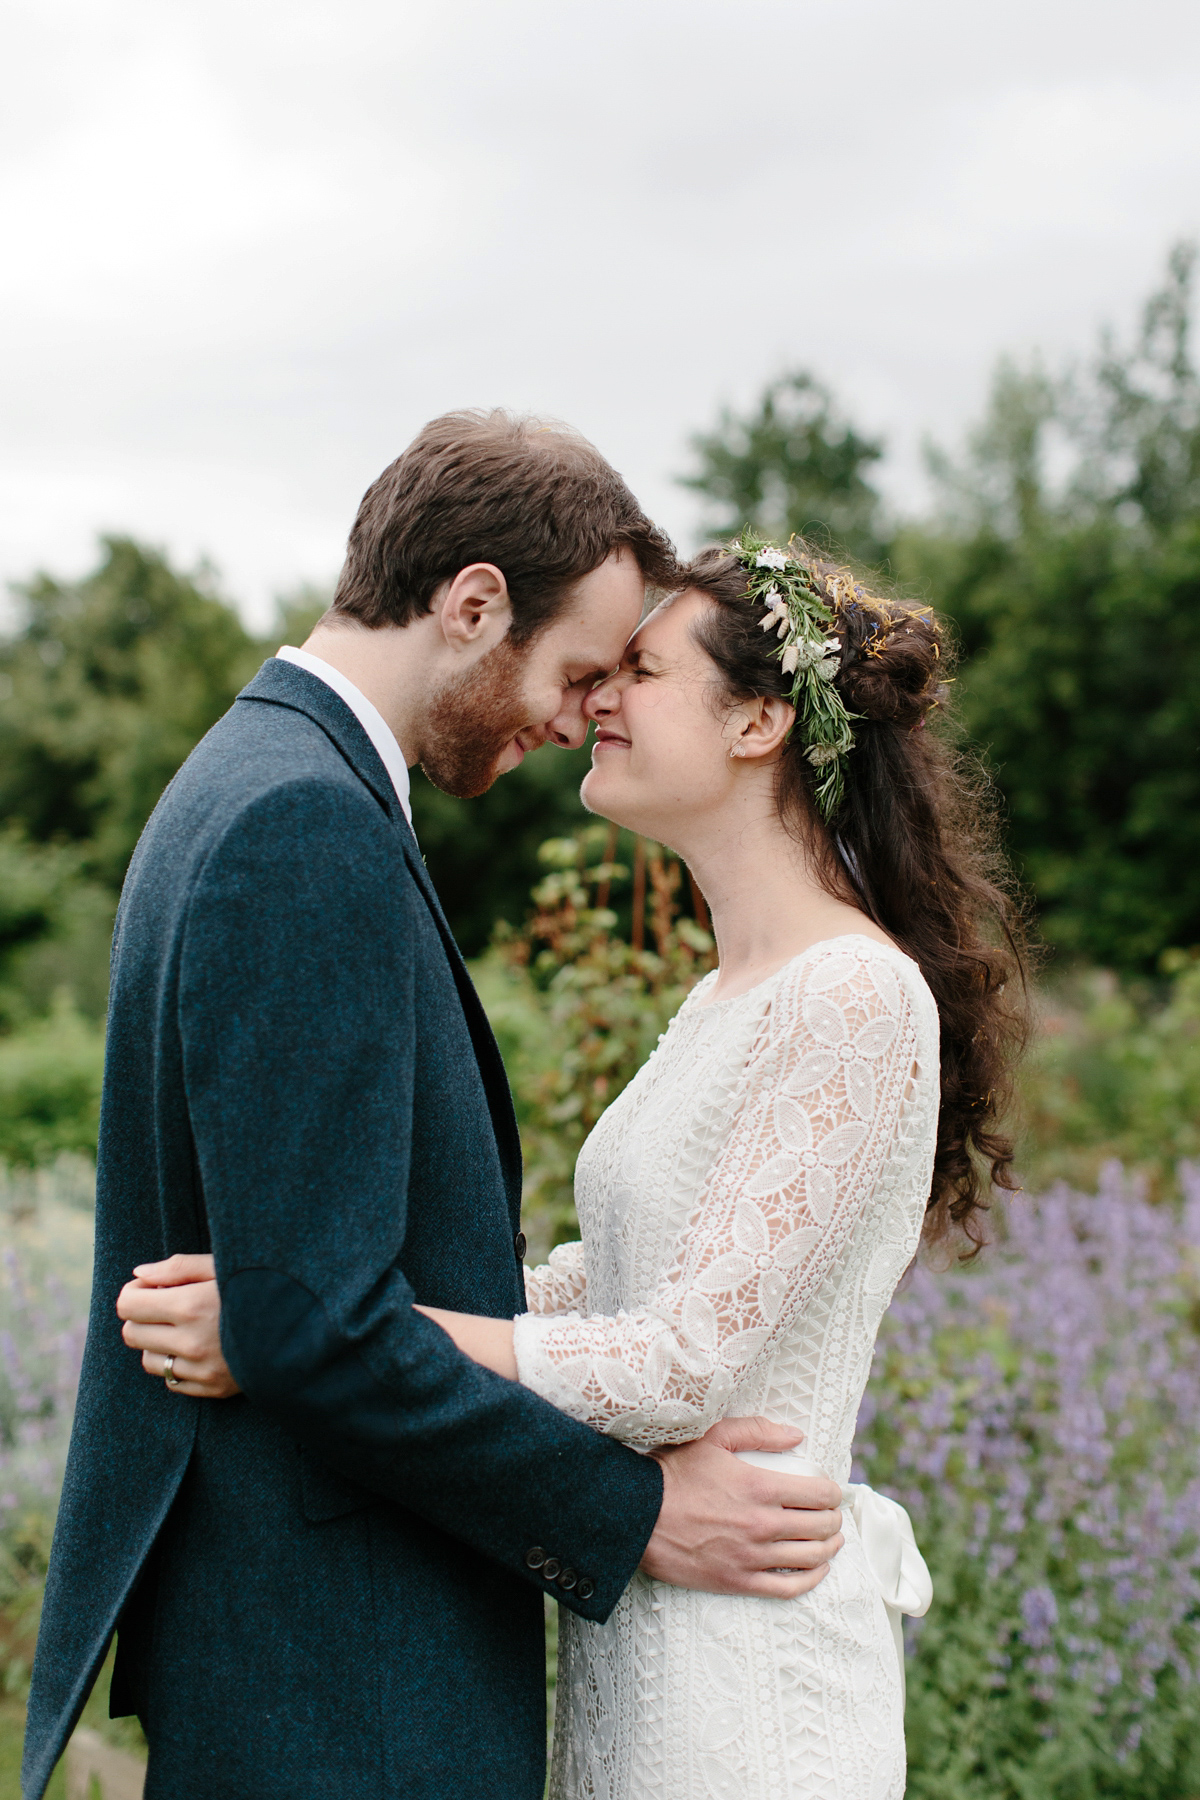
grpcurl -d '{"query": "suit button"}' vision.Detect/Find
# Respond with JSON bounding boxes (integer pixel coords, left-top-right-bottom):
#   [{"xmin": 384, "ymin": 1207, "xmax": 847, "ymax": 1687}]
[
  {"xmin": 514, "ymin": 1231, "xmax": 527, "ymax": 1259},
  {"xmin": 525, "ymin": 1547, "xmax": 546, "ymax": 1570},
  {"xmin": 542, "ymin": 1557, "xmax": 562, "ymax": 1580},
  {"xmin": 557, "ymin": 1568, "xmax": 578, "ymax": 1591},
  {"xmin": 576, "ymin": 1578, "xmax": 595, "ymax": 1600}
]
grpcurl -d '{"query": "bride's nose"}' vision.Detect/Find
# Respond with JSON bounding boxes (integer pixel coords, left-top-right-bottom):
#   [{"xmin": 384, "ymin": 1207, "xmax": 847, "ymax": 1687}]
[{"xmin": 584, "ymin": 672, "xmax": 624, "ymax": 723}]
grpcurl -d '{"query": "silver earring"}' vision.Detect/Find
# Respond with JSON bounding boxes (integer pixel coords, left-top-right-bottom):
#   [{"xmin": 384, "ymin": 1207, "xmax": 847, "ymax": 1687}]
[{"xmin": 729, "ymin": 743, "xmax": 743, "ymax": 759}]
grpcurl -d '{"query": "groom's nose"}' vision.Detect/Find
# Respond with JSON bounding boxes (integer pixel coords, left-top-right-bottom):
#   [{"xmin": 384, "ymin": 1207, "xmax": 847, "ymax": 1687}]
[{"xmin": 543, "ymin": 683, "xmax": 591, "ymax": 750}]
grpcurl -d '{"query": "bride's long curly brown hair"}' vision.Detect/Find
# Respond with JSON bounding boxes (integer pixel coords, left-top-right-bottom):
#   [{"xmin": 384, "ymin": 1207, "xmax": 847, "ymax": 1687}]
[{"xmin": 681, "ymin": 542, "xmax": 1032, "ymax": 1253}]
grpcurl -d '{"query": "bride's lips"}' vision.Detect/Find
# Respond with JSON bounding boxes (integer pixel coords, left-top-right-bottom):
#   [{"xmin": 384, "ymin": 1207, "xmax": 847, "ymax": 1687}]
[{"xmin": 593, "ymin": 729, "xmax": 631, "ymax": 753}]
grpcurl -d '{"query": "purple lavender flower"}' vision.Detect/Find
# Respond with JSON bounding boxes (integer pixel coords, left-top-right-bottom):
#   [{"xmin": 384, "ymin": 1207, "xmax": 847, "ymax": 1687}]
[{"xmin": 856, "ymin": 1172, "xmax": 1200, "ymax": 1787}]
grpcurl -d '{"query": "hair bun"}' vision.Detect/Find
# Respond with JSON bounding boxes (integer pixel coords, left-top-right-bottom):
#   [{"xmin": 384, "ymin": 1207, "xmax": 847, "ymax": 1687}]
[{"xmin": 837, "ymin": 608, "xmax": 943, "ymax": 729}]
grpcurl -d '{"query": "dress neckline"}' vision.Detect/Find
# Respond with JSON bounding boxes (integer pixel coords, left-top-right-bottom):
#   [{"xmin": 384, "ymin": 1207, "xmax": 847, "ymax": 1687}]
[{"xmin": 688, "ymin": 932, "xmax": 909, "ymax": 1013}]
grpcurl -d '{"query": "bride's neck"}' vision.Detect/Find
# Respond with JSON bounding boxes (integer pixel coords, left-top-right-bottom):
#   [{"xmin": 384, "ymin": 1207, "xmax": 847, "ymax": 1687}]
[{"xmin": 674, "ymin": 788, "xmax": 880, "ymax": 1003}]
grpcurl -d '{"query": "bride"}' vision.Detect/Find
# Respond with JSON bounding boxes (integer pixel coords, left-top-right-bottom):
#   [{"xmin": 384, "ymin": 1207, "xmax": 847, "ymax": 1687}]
[{"xmin": 122, "ymin": 537, "xmax": 1027, "ymax": 1799}]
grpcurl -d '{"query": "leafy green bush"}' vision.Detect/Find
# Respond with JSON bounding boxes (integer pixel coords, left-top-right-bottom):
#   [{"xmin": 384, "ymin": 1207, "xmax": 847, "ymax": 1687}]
[
  {"xmin": 475, "ymin": 827, "xmax": 715, "ymax": 1255},
  {"xmin": 0, "ymin": 831, "xmax": 113, "ymax": 1029},
  {"xmin": 0, "ymin": 1001, "xmax": 104, "ymax": 1168},
  {"xmin": 1017, "ymin": 954, "xmax": 1200, "ymax": 1198}
]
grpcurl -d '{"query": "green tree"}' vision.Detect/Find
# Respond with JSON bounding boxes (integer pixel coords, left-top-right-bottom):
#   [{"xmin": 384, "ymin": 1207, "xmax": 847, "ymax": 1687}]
[
  {"xmin": 893, "ymin": 245, "xmax": 1200, "ymax": 969},
  {"xmin": 0, "ymin": 536, "xmax": 262, "ymax": 888},
  {"xmin": 679, "ymin": 369, "xmax": 889, "ymax": 564}
]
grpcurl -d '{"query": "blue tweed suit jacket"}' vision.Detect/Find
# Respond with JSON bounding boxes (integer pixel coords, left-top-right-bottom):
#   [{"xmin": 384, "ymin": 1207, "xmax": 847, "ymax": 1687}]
[{"xmin": 23, "ymin": 659, "xmax": 663, "ymax": 1800}]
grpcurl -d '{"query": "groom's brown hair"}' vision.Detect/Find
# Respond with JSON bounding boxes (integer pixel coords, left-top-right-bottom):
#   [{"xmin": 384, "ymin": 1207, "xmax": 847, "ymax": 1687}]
[{"xmin": 331, "ymin": 409, "xmax": 676, "ymax": 642}]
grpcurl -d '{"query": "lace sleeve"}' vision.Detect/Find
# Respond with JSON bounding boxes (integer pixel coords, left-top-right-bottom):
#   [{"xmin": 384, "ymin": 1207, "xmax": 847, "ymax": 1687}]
[
  {"xmin": 511, "ymin": 945, "xmax": 924, "ymax": 1446},
  {"xmin": 523, "ymin": 1240, "xmax": 589, "ymax": 1316}
]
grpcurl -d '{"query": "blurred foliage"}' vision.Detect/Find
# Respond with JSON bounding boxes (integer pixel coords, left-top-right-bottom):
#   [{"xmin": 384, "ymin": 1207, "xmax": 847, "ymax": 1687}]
[
  {"xmin": 688, "ymin": 245, "xmax": 1200, "ymax": 971},
  {"xmin": 0, "ymin": 243, "xmax": 1198, "ymax": 1178},
  {"xmin": 0, "ymin": 831, "xmax": 112, "ymax": 1028},
  {"xmin": 0, "ymin": 1000, "xmax": 105, "ymax": 1169},
  {"xmin": 490, "ymin": 838, "xmax": 1200, "ymax": 1253},
  {"xmin": 476, "ymin": 826, "xmax": 716, "ymax": 1257},
  {"xmin": 410, "ymin": 751, "xmax": 595, "ymax": 957},
  {"xmin": 680, "ymin": 368, "xmax": 889, "ymax": 566},
  {"xmin": 1016, "ymin": 952, "xmax": 1200, "ymax": 1200},
  {"xmin": 0, "ymin": 1165, "xmax": 145, "ymax": 1772},
  {"xmin": 860, "ymin": 1176, "xmax": 1200, "ymax": 1799},
  {"xmin": 899, "ymin": 245, "xmax": 1200, "ymax": 969},
  {"xmin": 0, "ymin": 536, "xmax": 262, "ymax": 889}
]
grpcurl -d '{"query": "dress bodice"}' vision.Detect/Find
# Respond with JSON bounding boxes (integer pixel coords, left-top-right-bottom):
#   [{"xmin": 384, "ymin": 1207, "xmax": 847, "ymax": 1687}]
[
  {"xmin": 515, "ymin": 935, "xmax": 941, "ymax": 1800},
  {"xmin": 516, "ymin": 935, "xmax": 940, "ymax": 1485}
]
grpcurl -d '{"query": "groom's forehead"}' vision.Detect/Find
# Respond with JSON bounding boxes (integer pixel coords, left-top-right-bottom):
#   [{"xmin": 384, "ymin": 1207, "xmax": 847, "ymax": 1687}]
[{"xmin": 552, "ymin": 577, "xmax": 645, "ymax": 665}]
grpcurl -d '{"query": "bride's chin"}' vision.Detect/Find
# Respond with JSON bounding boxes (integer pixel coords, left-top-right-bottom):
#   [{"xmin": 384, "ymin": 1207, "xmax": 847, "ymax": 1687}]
[{"xmin": 580, "ymin": 766, "xmax": 632, "ymax": 823}]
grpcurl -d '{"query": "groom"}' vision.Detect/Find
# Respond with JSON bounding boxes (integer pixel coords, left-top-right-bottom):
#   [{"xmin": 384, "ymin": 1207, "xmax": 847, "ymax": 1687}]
[{"xmin": 25, "ymin": 411, "xmax": 843, "ymax": 1800}]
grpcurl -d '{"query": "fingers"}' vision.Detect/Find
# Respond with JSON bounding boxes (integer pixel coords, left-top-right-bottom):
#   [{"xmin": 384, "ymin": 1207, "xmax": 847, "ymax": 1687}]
[
  {"xmin": 725, "ymin": 1527, "xmax": 844, "ymax": 1575},
  {"xmin": 140, "ymin": 1349, "xmax": 241, "ymax": 1400},
  {"xmin": 768, "ymin": 1503, "xmax": 844, "ymax": 1541},
  {"xmin": 705, "ymin": 1415, "xmax": 804, "ymax": 1455},
  {"xmin": 120, "ymin": 1316, "xmax": 208, "ymax": 1360},
  {"xmin": 770, "ymin": 1531, "xmax": 844, "ymax": 1570},
  {"xmin": 117, "ymin": 1277, "xmax": 217, "ymax": 1325},
  {"xmin": 739, "ymin": 1562, "xmax": 833, "ymax": 1600},
  {"xmin": 758, "ymin": 1472, "xmax": 844, "ymax": 1515},
  {"xmin": 122, "ymin": 1320, "xmax": 179, "ymax": 1356},
  {"xmin": 130, "ymin": 1253, "xmax": 217, "ymax": 1286},
  {"xmin": 121, "ymin": 1318, "xmax": 218, "ymax": 1373}
]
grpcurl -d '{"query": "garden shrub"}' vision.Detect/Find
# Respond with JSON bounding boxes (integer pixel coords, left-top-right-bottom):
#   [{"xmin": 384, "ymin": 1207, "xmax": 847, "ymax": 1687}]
[
  {"xmin": 0, "ymin": 1164, "xmax": 92, "ymax": 1694},
  {"xmin": 0, "ymin": 1000, "xmax": 105, "ymax": 1169},
  {"xmin": 858, "ymin": 1168, "xmax": 1200, "ymax": 1798},
  {"xmin": 1018, "ymin": 955, "xmax": 1200, "ymax": 1198}
]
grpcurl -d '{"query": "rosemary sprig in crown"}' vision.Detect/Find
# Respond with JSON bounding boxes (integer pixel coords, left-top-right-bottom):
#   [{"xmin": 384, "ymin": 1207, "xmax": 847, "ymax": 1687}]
[{"xmin": 727, "ymin": 530, "xmax": 858, "ymax": 821}]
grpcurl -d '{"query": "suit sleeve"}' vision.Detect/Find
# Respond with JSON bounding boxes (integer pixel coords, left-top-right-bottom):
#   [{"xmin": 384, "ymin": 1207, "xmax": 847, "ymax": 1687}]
[{"xmin": 179, "ymin": 780, "xmax": 661, "ymax": 1622}]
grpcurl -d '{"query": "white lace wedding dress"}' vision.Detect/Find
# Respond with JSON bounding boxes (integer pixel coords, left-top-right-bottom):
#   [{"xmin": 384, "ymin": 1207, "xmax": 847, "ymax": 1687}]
[{"xmin": 513, "ymin": 935, "xmax": 940, "ymax": 1800}]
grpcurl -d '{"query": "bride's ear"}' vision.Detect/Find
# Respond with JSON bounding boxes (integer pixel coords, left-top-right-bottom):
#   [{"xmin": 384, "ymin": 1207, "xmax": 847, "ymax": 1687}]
[{"xmin": 727, "ymin": 696, "xmax": 795, "ymax": 762}]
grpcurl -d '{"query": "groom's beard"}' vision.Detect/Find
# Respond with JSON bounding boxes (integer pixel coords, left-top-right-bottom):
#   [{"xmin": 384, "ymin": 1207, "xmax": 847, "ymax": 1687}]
[{"xmin": 419, "ymin": 636, "xmax": 537, "ymax": 799}]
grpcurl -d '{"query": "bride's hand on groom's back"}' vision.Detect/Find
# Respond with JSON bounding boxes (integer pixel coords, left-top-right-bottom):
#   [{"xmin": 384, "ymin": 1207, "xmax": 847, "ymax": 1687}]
[
  {"xmin": 640, "ymin": 1416, "xmax": 844, "ymax": 1599},
  {"xmin": 116, "ymin": 1254, "xmax": 240, "ymax": 1398}
]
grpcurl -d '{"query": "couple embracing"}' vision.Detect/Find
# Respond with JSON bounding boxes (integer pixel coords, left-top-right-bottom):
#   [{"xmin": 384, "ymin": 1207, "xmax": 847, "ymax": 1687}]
[{"xmin": 25, "ymin": 412, "xmax": 1025, "ymax": 1800}]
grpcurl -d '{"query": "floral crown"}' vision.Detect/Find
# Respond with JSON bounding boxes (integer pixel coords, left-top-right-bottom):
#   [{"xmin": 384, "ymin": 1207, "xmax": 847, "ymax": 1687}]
[{"xmin": 726, "ymin": 530, "xmax": 870, "ymax": 820}]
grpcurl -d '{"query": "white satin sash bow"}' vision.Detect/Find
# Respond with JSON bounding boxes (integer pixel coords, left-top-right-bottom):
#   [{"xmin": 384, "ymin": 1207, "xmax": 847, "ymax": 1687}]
[{"xmin": 736, "ymin": 1451, "xmax": 933, "ymax": 1697}]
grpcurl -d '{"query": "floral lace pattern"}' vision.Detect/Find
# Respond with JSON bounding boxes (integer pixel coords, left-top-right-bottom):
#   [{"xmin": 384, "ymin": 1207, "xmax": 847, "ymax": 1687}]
[{"xmin": 516, "ymin": 937, "xmax": 940, "ymax": 1800}]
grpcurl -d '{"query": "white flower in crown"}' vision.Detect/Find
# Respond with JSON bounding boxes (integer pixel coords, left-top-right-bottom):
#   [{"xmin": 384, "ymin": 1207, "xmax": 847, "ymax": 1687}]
[
  {"xmin": 787, "ymin": 636, "xmax": 842, "ymax": 673},
  {"xmin": 755, "ymin": 548, "xmax": 789, "ymax": 571},
  {"xmin": 807, "ymin": 743, "xmax": 840, "ymax": 767}
]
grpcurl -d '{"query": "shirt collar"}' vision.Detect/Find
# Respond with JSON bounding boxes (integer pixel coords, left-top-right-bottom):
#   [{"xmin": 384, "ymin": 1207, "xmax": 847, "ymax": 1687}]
[{"xmin": 274, "ymin": 646, "xmax": 413, "ymax": 826}]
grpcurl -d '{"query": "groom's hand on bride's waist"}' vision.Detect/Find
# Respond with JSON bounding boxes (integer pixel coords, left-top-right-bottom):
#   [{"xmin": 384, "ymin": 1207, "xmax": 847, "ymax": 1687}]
[{"xmin": 640, "ymin": 1417, "xmax": 844, "ymax": 1598}]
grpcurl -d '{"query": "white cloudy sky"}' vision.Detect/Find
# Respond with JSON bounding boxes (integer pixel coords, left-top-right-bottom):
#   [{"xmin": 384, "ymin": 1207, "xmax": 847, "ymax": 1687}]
[{"xmin": 3, "ymin": 0, "xmax": 1199, "ymax": 626}]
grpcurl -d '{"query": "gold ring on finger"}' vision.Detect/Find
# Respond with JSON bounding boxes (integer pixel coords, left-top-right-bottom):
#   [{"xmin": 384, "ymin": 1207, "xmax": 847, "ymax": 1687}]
[{"xmin": 163, "ymin": 1355, "xmax": 181, "ymax": 1388}]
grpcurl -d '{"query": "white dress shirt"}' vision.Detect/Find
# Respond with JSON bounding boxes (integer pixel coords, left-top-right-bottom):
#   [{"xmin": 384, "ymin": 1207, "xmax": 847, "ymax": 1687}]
[{"xmin": 274, "ymin": 645, "xmax": 414, "ymax": 826}]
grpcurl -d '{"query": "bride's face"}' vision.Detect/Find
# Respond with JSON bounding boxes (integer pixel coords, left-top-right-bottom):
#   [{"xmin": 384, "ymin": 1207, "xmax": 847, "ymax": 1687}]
[{"xmin": 580, "ymin": 589, "xmax": 737, "ymax": 840}]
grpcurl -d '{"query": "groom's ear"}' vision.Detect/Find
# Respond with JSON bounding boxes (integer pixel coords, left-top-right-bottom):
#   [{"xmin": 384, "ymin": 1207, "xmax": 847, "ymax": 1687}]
[{"xmin": 437, "ymin": 563, "xmax": 514, "ymax": 651}]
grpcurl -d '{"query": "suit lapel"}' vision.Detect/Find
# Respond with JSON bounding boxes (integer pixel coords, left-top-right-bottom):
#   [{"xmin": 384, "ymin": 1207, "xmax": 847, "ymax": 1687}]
[
  {"xmin": 393, "ymin": 827, "xmax": 524, "ymax": 1220},
  {"xmin": 237, "ymin": 661, "xmax": 525, "ymax": 1222}
]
